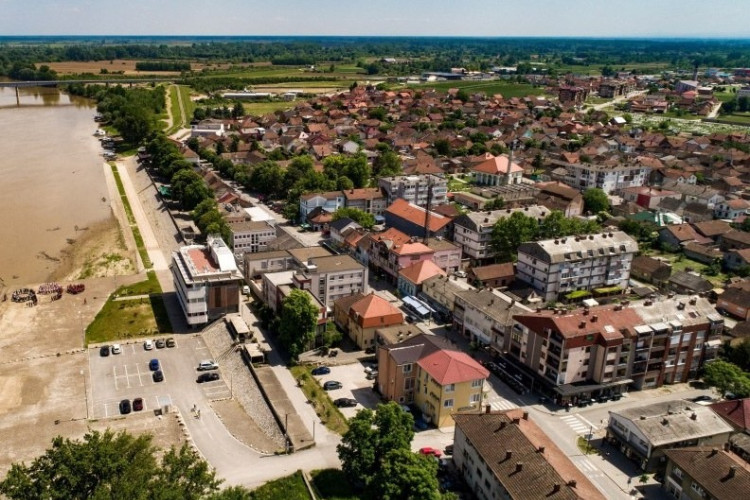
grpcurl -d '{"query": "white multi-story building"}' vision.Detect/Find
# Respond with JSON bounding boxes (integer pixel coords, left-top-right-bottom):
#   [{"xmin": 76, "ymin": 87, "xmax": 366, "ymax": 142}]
[
  {"xmin": 561, "ymin": 163, "xmax": 650, "ymax": 194},
  {"xmin": 378, "ymin": 174, "xmax": 448, "ymax": 207},
  {"xmin": 171, "ymin": 235, "xmax": 244, "ymax": 326},
  {"xmin": 516, "ymin": 231, "xmax": 639, "ymax": 302},
  {"xmin": 229, "ymin": 220, "xmax": 276, "ymax": 254},
  {"xmin": 292, "ymin": 254, "xmax": 369, "ymax": 308},
  {"xmin": 452, "ymin": 206, "xmax": 549, "ymax": 264},
  {"xmin": 299, "ymin": 191, "xmax": 345, "ymax": 219},
  {"xmin": 453, "ymin": 288, "xmax": 531, "ymax": 347}
]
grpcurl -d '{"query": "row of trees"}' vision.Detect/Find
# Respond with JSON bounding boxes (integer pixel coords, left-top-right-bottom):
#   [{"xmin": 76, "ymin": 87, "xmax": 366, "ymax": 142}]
[{"xmin": 490, "ymin": 210, "xmax": 601, "ymax": 262}]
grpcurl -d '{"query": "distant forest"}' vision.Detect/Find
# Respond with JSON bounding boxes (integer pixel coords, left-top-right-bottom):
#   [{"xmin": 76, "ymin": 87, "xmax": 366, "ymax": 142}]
[{"xmin": 3, "ymin": 37, "xmax": 750, "ymax": 79}]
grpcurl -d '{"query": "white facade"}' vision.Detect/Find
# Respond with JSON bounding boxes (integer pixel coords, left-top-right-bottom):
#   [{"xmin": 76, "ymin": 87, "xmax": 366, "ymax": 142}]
[
  {"xmin": 230, "ymin": 221, "xmax": 276, "ymax": 254},
  {"xmin": 293, "ymin": 255, "xmax": 369, "ymax": 308},
  {"xmin": 378, "ymin": 174, "xmax": 448, "ymax": 207},
  {"xmin": 299, "ymin": 192, "xmax": 345, "ymax": 218},
  {"xmin": 516, "ymin": 232, "xmax": 639, "ymax": 302},
  {"xmin": 562, "ymin": 164, "xmax": 650, "ymax": 194}
]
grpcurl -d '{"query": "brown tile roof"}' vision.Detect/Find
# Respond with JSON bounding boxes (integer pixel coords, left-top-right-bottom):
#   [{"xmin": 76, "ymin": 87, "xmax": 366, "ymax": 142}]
[
  {"xmin": 663, "ymin": 447, "xmax": 750, "ymax": 500},
  {"xmin": 709, "ymin": 398, "xmax": 750, "ymax": 431},
  {"xmin": 453, "ymin": 411, "xmax": 605, "ymax": 500},
  {"xmin": 692, "ymin": 220, "xmax": 733, "ymax": 238},
  {"xmin": 418, "ymin": 349, "xmax": 488, "ymax": 385},
  {"xmin": 472, "ymin": 154, "xmax": 524, "ymax": 175},
  {"xmin": 342, "ymin": 187, "xmax": 384, "ymax": 201},
  {"xmin": 391, "ymin": 242, "xmax": 434, "ymax": 256},
  {"xmin": 350, "ymin": 293, "xmax": 403, "ymax": 320},
  {"xmin": 632, "ymin": 255, "xmax": 670, "ymax": 274},
  {"xmin": 471, "ymin": 262, "xmax": 515, "ymax": 281}
]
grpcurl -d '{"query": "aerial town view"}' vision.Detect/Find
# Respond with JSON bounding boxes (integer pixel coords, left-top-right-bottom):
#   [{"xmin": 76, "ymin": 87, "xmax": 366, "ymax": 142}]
[{"xmin": 3, "ymin": 1, "xmax": 750, "ymax": 499}]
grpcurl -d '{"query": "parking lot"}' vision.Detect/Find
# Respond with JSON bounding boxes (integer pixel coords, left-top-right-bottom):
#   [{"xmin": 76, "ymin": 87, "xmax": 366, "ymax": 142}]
[
  {"xmin": 309, "ymin": 360, "xmax": 381, "ymax": 418},
  {"xmin": 88, "ymin": 335, "xmax": 231, "ymax": 419}
]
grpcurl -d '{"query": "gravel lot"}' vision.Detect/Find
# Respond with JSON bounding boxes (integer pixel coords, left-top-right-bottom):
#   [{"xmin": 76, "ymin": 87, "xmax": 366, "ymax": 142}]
[{"xmin": 201, "ymin": 321, "xmax": 285, "ymax": 449}]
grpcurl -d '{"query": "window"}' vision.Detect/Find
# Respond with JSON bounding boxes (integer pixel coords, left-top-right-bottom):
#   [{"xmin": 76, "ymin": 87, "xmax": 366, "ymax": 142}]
[
  {"xmin": 445, "ymin": 383, "xmax": 455, "ymax": 393},
  {"xmin": 471, "ymin": 379, "xmax": 482, "ymax": 388},
  {"xmin": 470, "ymin": 393, "xmax": 481, "ymax": 403},
  {"xmin": 444, "ymin": 399, "xmax": 454, "ymax": 408},
  {"xmin": 690, "ymin": 482, "xmax": 704, "ymax": 496},
  {"xmin": 672, "ymin": 466, "xmax": 683, "ymax": 480},
  {"xmin": 403, "ymin": 363, "xmax": 412, "ymax": 374}
]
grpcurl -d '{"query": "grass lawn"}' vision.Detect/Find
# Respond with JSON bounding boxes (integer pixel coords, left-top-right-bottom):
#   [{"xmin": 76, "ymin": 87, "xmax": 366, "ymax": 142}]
[
  {"xmin": 718, "ymin": 113, "xmax": 750, "ymax": 125},
  {"xmin": 576, "ymin": 436, "xmax": 600, "ymax": 456},
  {"xmin": 248, "ymin": 470, "xmax": 311, "ymax": 500},
  {"xmin": 290, "ymin": 366, "xmax": 349, "ymax": 435},
  {"xmin": 111, "ymin": 164, "xmax": 152, "ymax": 269},
  {"xmin": 243, "ymin": 101, "xmax": 296, "ymax": 117},
  {"xmin": 115, "ymin": 270, "xmax": 162, "ymax": 297},
  {"xmin": 310, "ymin": 469, "xmax": 359, "ymax": 500},
  {"xmin": 643, "ymin": 250, "xmax": 727, "ymax": 287},
  {"xmin": 413, "ymin": 79, "xmax": 548, "ymax": 98},
  {"xmin": 85, "ymin": 293, "xmax": 171, "ymax": 345},
  {"xmin": 447, "ymin": 175, "xmax": 472, "ymax": 192}
]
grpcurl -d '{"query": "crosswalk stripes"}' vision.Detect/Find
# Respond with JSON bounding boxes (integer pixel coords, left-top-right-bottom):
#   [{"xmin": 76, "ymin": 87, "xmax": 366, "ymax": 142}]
[
  {"xmin": 574, "ymin": 457, "xmax": 604, "ymax": 478},
  {"xmin": 561, "ymin": 414, "xmax": 598, "ymax": 435},
  {"xmin": 489, "ymin": 400, "xmax": 517, "ymax": 411}
]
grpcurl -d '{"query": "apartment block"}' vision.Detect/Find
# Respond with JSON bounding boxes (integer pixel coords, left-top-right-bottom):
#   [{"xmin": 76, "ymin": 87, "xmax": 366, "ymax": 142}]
[
  {"xmin": 378, "ymin": 174, "xmax": 448, "ymax": 207},
  {"xmin": 171, "ymin": 235, "xmax": 244, "ymax": 326},
  {"xmin": 292, "ymin": 254, "xmax": 368, "ymax": 308},
  {"xmin": 453, "ymin": 206, "xmax": 549, "ymax": 264},
  {"xmin": 229, "ymin": 220, "xmax": 276, "ymax": 254},
  {"xmin": 453, "ymin": 288, "xmax": 532, "ymax": 348},
  {"xmin": 510, "ymin": 296, "xmax": 724, "ymax": 405},
  {"xmin": 516, "ymin": 231, "xmax": 639, "ymax": 302},
  {"xmin": 560, "ymin": 162, "xmax": 650, "ymax": 194}
]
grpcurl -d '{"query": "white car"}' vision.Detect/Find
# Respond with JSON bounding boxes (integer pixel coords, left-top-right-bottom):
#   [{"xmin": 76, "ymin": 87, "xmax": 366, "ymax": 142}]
[
  {"xmin": 453, "ymin": 270, "xmax": 467, "ymax": 278},
  {"xmin": 143, "ymin": 340, "xmax": 153, "ymax": 350},
  {"xmin": 242, "ymin": 285, "xmax": 251, "ymax": 296},
  {"xmin": 111, "ymin": 344, "xmax": 122, "ymax": 355},
  {"xmin": 197, "ymin": 360, "xmax": 219, "ymax": 371}
]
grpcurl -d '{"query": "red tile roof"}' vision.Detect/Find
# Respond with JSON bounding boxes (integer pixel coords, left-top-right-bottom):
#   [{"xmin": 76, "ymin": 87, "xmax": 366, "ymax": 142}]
[
  {"xmin": 472, "ymin": 154, "xmax": 524, "ymax": 175},
  {"xmin": 418, "ymin": 349, "xmax": 489, "ymax": 385},
  {"xmin": 384, "ymin": 199, "xmax": 452, "ymax": 232},
  {"xmin": 709, "ymin": 398, "xmax": 750, "ymax": 431},
  {"xmin": 399, "ymin": 260, "xmax": 446, "ymax": 285},
  {"xmin": 350, "ymin": 293, "xmax": 403, "ymax": 320}
]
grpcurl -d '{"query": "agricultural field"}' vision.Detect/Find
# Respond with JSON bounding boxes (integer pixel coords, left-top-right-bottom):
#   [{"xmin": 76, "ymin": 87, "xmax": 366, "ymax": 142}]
[{"xmin": 414, "ymin": 79, "xmax": 548, "ymax": 98}]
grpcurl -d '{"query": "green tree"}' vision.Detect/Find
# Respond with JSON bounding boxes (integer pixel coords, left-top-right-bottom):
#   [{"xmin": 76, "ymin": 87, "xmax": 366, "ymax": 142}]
[
  {"xmin": 249, "ymin": 161, "xmax": 284, "ymax": 198},
  {"xmin": 337, "ymin": 402, "xmax": 415, "ymax": 489},
  {"xmin": 583, "ymin": 188, "xmax": 610, "ymax": 214},
  {"xmin": 0, "ymin": 430, "xmax": 222, "ymax": 500},
  {"xmin": 727, "ymin": 338, "xmax": 750, "ymax": 372},
  {"xmin": 433, "ymin": 139, "xmax": 452, "ymax": 156},
  {"xmin": 483, "ymin": 197, "xmax": 505, "ymax": 210},
  {"xmin": 373, "ymin": 150, "xmax": 402, "ymax": 178},
  {"xmin": 703, "ymin": 360, "xmax": 750, "ymax": 398},
  {"xmin": 490, "ymin": 211, "xmax": 540, "ymax": 262},
  {"xmin": 171, "ymin": 169, "xmax": 212, "ymax": 210},
  {"xmin": 332, "ymin": 207, "xmax": 376, "ymax": 230},
  {"xmin": 278, "ymin": 289, "xmax": 318, "ymax": 360},
  {"xmin": 372, "ymin": 449, "xmax": 441, "ymax": 500}
]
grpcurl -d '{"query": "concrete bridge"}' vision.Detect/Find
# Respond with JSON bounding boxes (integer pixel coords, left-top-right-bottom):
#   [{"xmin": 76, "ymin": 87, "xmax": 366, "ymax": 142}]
[{"xmin": 0, "ymin": 78, "xmax": 178, "ymax": 104}]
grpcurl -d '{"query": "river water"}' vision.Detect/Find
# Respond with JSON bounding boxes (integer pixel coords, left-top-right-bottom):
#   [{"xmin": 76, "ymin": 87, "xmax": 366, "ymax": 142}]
[{"xmin": 0, "ymin": 87, "xmax": 111, "ymax": 287}]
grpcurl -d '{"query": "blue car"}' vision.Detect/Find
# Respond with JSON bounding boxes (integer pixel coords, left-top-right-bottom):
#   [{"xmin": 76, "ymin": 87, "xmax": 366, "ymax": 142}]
[
  {"xmin": 311, "ymin": 366, "xmax": 330, "ymax": 376},
  {"xmin": 149, "ymin": 359, "xmax": 160, "ymax": 371}
]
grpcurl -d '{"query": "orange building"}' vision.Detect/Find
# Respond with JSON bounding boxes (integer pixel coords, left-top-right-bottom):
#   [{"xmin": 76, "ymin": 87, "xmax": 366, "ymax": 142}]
[{"xmin": 347, "ymin": 293, "xmax": 404, "ymax": 349}]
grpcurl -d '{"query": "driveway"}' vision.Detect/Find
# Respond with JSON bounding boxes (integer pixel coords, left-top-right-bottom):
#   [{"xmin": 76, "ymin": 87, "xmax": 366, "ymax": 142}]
[{"xmin": 310, "ymin": 361, "xmax": 381, "ymax": 418}]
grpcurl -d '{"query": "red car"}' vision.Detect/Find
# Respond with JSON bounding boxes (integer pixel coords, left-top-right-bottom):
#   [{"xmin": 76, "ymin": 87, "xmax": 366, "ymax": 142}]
[{"xmin": 419, "ymin": 447, "xmax": 442, "ymax": 458}]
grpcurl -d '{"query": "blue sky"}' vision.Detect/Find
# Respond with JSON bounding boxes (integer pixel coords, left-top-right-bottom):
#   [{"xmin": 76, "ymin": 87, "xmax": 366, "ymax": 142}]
[{"xmin": 1, "ymin": 0, "xmax": 748, "ymax": 38}]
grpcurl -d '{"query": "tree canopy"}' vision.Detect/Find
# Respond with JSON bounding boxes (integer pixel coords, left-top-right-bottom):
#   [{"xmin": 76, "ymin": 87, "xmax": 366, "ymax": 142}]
[
  {"xmin": 332, "ymin": 207, "xmax": 375, "ymax": 230},
  {"xmin": 582, "ymin": 188, "xmax": 610, "ymax": 214},
  {"xmin": 336, "ymin": 402, "xmax": 440, "ymax": 498},
  {"xmin": 0, "ymin": 430, "xmax": 223, "ymax": 500},
  {"xmin": 278, "ymin": 289, "xmax": 318, "ymax": 360},
  {"xmin": 703, "ymin": 360, "xmax": 750, "ymax": 398}
]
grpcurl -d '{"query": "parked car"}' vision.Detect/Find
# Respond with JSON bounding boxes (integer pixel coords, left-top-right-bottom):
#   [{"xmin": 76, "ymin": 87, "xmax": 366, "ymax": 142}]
[
  {"xmin": 242, "ymin": 285, "xmax": 251, "ymax": 296},
  {"xmin": 111, "ymin": 344, "xmax": 122, "ymax": 355},
  {"xmin": 197, "ymin": 373, "xmax": 220, "ymax": 383},
  {"xmin": 323, "ymin": 381, "xmax": 342, "ymax": 391},
  {"xmin": 166, "ymin": 337, "xmax": 176, "ymax": 348},
  {"xmin": 444, "ymin": 444, "xmax": 454, "ymax": 456},
  {"xmin": 132, "ymin": 398, "xmax": 144, "ymax": 412},
  {"xmin": 197, "ymin": 360, "xmax": 219, "ymax": 371},
  {"xmin": 453, "ymin": 270, "xmax": 467, "ymax": 278},
  {"xmin": 365, "ymin": 346, "xmax": 376, "ymax": 354},
  {"xmin": 419, "ymin": 447, "xmax": 442, "ymax": 458},
  {"xmin": 414, "ymin": 418, "xmax": 429, "ymax": 430},
  {"xmin": 366, "ymin": 370, "xmax": 378, "ymax": 380},
  {"xmin": 100, "ymin": 345, "xmax": 110, "ymax": 357},
  {"xmin": 155, "ymin": 339, "xmax": 166, "ymax": 349},
  {"xmin": 311, "ymin": 366, "xmax": 330, "ymax": 376},
  {"xmin": 333, "ymin": 398, "xmax": 358, "ymax": 408},
  {"xmin": 149, "ymin": 359, "xmax": 160, "ymax": 371},
  {"xmin": 143, "ymin": 340, "xmax": 153, "ymax": 351},
  {"xmin": 691, "ymin": 395, "xmax": 713, "ymax": 403},
  {"xmin": 119, "ymin": 399, "xmax": 131, "ymax": 415},
  {"xmin": 152, "ymin": 370, "xmax": 164, "ymax": 382}
]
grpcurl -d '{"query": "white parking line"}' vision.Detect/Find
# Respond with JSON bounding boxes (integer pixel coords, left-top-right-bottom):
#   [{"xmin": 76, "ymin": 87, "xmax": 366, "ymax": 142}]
[
  {"xmin": 123, "ymin": 364, "xmax": 131, "ymax": 388},
  {"xmin": 113, "ymin": 366, "xmax": 119, "ymax": 390}
]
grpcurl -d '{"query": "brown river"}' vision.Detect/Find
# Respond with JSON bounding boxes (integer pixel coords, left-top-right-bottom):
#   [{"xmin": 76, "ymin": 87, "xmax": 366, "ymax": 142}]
[{"xmin": 0, "ymin": 86, "xmax": 111, "ymax": 287}]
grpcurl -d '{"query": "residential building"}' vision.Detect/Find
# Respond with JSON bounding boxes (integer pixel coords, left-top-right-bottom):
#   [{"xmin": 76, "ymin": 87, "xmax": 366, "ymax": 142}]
[
  {"xmin": 716, "ymin": 287, "xmax": 750, "ymax": 320},
  {"xmin": 607, "ymin": 400, "xmax": 733, "ymax": 471},
  {"xmin": 383, "ymin": 198, "xmax": 453, "ymax": 239},
  {"xmin": 709, "ymin": 398, "xmax": 750, "ymax": 463},
  {"xmin": 374, "ymin": 324, "xmax": 423, "ymax": 346},
  {"xmin": 719, "ymin": 230, "xmax": 750, "ymax": 251},
  {"xmin": 171, "ymin": 235, "xmax": 244, "ymax": 326},
  {"xmin": 715, "ymin": 198, "xmax": 750, "ymax": 220},
  {"xmin": 630, "ymin": 255, "xmax": 672, "ymax": 288},
  {"xmin": 291, "ymin": 254, "xmax": 368, "ymax": 308},
  {"xmin": 534, "ymin": 182, "xmax": 584, "ymax": 217},
  {"xmin": 558, "ymin": 85, "xmax": 590, "ymax": 105},
  {"xmin": 243, "ymin": 249, "xmax": 294, "ymax": 280},
  {"xmin": 453, "ymin": 206, "xmax": 549, "ymax": 265},
  {"xmin": 332, "ymin": 292, "xmax": 366, "ymax": 332},
  {"xmin": 419, "ymin": 274, "xmax": 474, "ymax": 321},
  {"xmin": 229, "ymin": 220, "xmax": 276, "ymax": 255},
  {"xmin": 620, "ymin": 186, "xmax": 681, "ymax": 209},
  {"xmin": 190, "ymin": 119, "xmax": 225, "ymax": 137},
  {"xmin": 663, "ymin": 447, "xmax": 750, "ymax": 500},
  {"xmin": 453, "ymin": 288, "xmax": 532, "ymax": 349},
  {"xmin": 328, "ymin": 218, "xmax": 361, "ymax": 248},
  {"xmin": 724, "ymin": 248, "xmax": 750, "ymax": 271},
  {"xmin": 378, "ymin": 174, "xmax": 448, "ymax": 207},
  {"xmin": 261, "ymin": 271, "xmax": 295, "ymax": 313},
  {"xmin": 683, "ymin": 242, "xmax": 723, "ymax": 265},
  {"xmin": 299, "ymin": 191, "xmax": 345, "ymax": 219},
  {"xmin": 559, "ymin": 162, "xmax": 650, "ymax": 195},
  {"xmin": 511, "ymin": 297, "xmax": 723, "ymax": 404},
  {"xmin": 425, "ymin": 237, "xmax": 462, "ymax": 274},
  {"xmin": 376, "ymin": 333, "xmax": 488, "ymax": 427},
  {"xmin": 342, "ymin": 187, "xmax": 387, "ymax": 215},
  {"xmin": 668, "ymin": 271, "xmax": 713, "ymax": 295},
  {"xmin": 346, "ymin": 292, "xmax": 404, "ymax": 348},
  {"xmin": 453, "ymin": 410, "xmax": 605, "ymax": 500},
  {"xmin": 468, "ymin": 262, "xmax": 515, "ymax": 289},
  {"xmin": 691, "ymin": 220, "xmax": 733, "ymax": 242},
  {"xmin": 516, "ymin": 231, "xmax": 639, "ymax": 302},
  {"xmin": 398, "ymin": 259, "xmax": 446, "ymax": 298},
  {"xmin": 471, "ymin": 154, "xmax": 524, "ymax": 186},
  {"xmin": 658, "ymin": 224, "xmax": 711, "ymax": 249}
]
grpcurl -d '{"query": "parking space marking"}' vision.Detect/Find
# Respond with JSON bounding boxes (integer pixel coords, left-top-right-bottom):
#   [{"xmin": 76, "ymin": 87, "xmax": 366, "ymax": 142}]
[
  {"xmin": 113, "ymin": 366, "xmax": 120, "ymax": 390},
  {"xmin": 123, "ymin": 364, "xmax": 131, "ymax": 388}
]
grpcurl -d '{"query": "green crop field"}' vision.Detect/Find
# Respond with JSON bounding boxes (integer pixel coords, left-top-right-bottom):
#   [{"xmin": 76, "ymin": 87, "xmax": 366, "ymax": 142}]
[{"xmin": 414, "ymin": 79, "xmax": 548, "ymax": 98}]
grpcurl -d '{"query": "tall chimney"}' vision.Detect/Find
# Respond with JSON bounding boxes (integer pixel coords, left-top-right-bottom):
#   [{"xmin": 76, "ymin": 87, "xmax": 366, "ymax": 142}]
[
  {"xmin": 729, "ymin": 466, "xmax": 738, "ymax": 478},
  {"xmin": 506, "ymin": 450, "xmax": 512, "ymax": 460}
]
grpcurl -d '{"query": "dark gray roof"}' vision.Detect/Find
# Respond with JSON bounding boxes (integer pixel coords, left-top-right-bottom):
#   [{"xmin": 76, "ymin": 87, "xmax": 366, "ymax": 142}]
[
  {"xmin": 328, "ymin": 217, "xmax": 358, "ymax": 232},
  {"xmin": 668, "ymin": 271, "xmax": 713, "ymax": 293}
]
